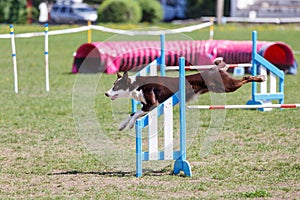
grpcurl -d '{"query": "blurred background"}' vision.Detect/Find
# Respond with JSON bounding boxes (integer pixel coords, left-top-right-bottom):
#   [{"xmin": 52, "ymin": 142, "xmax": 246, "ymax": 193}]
[{"xmin": 2, "ymin": 0, "xmax": 300, "ymax": 25}]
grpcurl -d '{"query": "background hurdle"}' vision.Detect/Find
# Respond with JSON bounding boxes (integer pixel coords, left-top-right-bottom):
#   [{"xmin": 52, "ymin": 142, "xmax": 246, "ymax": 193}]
[
  {"xmin": 135, "ymin": 57, "xmax": 191, "ymax": 178},
  {"xmin": 8, "ymin": 24, "xmax": 50, "ymax": 93},
  {"xmin": 247, "ymin": 31, "xmax": 285, "ymax": 111}
]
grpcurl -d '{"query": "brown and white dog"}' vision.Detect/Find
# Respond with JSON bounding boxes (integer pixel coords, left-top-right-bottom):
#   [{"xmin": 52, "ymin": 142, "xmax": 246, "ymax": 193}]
[{"xmin": 105, "ymin": 58, "xmax": 266, "ymax": 130}]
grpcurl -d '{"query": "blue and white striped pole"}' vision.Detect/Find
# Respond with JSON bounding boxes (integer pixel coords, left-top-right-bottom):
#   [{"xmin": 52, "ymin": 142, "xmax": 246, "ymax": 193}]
[
  {"xmin": 10, "ymin": 24, "xmax": 18, "ymax": 94},
  {"xmin": 45, "ymin": 23, "xmax": 50, "ymax": 92},
  {"xmin": 173, "ymin": 57, "xmax": 192, "ymax": 177}
]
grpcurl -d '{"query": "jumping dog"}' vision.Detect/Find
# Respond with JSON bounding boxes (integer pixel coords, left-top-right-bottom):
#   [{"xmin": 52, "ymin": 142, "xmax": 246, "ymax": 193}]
[{"xmin": 105, "ymin": 58, "xmax": 266, "ymax": 130}]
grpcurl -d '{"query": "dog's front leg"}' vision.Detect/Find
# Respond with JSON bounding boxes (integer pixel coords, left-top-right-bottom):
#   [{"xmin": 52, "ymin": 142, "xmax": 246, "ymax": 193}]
[
  {"xmin": 128, "ymin": 110, "xmax": 146, "ymax": 129},
  {"xmin": 119, "ymin": 113, "xmax": 134, "ymax": 131}
]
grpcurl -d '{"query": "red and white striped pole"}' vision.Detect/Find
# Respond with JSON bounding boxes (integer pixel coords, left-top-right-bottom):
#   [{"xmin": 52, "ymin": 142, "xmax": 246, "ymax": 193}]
[
  {"xmin": 187, "ymin": 104, "xmax": 300, "ymax": 110},
  {"xmin": 166, "ymin": 63, "xmax": 251, "ymax": 71}
]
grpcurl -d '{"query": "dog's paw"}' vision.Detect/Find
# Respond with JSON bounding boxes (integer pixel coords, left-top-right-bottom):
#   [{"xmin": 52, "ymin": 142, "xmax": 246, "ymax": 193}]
[
  {"xmin": 118, "ymin": 115, "xmax": 132, "ymax": 131},
  {"xmin": 257, "ymin": 75, "xmax": 267, "ymax": 82},
  {"xmin": 118, "ymin": 124, "xmax": 127, "ymax": 131},
  {"xmin": 128, "ymin": 120, "xmax": 136, "ymax": 129},
  {"xmin": 118, "ymin": 121, "xmax": 128, "ymax": 131}
]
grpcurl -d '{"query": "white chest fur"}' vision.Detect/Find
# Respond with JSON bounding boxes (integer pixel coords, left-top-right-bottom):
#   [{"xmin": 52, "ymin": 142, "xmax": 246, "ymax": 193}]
[{"xmin": 131, "ymin": 90, "xmax": 146, "ymax": 104}]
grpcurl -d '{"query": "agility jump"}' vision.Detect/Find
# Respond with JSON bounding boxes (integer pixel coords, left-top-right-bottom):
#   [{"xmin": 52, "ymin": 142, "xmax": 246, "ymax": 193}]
[
  {"xmin": 126, "ymin": 31, "xmax": 299, "ymax": 177},
  {"xmin": 104, "ymin": 31, "xmax": 297, "ymax": 177}
]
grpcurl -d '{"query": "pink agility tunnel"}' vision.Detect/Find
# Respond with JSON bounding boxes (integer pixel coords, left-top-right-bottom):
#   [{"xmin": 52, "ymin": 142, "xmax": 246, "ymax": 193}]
[
  {"xmin": 210, "ymin": 40, "xmax": 295, "ymax": 71},
  {"xmin": 72, "ymin": 40, "xmax": 296, "ymax": 74}
]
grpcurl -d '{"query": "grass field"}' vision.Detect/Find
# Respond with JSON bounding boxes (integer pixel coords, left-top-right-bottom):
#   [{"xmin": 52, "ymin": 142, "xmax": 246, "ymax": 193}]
[{"xmin": 0, "ymin": 23, "xmax": 299, "ymax": 199}]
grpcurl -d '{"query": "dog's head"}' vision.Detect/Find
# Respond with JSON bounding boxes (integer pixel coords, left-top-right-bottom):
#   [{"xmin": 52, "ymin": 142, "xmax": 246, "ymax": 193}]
[
  {"xmin": 213, "ymin": 57, "xmax": 228, "ymax": 71},
  {"xmin": 105, "ymin": 71, "xmax": 134, "ymax": 100}
]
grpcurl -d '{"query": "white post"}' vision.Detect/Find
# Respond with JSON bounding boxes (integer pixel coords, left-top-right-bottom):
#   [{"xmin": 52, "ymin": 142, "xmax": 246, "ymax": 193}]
[
  {"xmin": 148, "ymin": 109, "xmax": 158, "ymax": 160},
  {"xmin": 209, "ymin": 17, "xmax": 214, "ymax": 40},
  {"xmin": 10, "ymin": 24, "xmax": 18, "ymax": 94},
  {"xmin": 270, "ymin": 72, "xmax": 277, "ymax": 93},
  {"xmin": 45, "ymin": 23, "xmax": 50, "ymax": 92},
  {"xmin": 163, "ymin": 97, "xmax": 173, "ymax": 160},
  {"xmin": 216, "ymin": 0, "xmax": 224, "ymax": 24},
  {"xmin": 260, "ymin": 66, "xmax": 267, "ymax": 93}
]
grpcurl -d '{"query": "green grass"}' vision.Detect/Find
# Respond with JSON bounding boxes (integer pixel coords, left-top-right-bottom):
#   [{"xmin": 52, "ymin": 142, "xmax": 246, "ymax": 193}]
[{"xmin": 0, "ymin": 23, "xmax": 299, "ymax": 199}]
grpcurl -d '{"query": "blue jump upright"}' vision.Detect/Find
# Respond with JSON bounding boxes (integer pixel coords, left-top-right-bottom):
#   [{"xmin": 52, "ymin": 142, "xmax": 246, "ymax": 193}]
[
  {"xmin": 173, "ymin": 57, "xmax": 192, "ymax": 176},
  {"xmin": 247, "ymin": 31, "xmax": 285, "ymax": 110},
  {"xmin": 135, "ymin": 57, "xmax": 192, "ymax": 178}
]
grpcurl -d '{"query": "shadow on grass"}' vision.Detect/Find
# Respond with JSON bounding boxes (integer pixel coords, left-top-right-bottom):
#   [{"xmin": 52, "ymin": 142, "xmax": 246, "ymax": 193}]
[
  {"xmin": 49, "ymin": 170, "xmax": 134, "ymax": 177},
  {"xmin": 48, "ymin": 169, "xmax": 173, "ymax": 177},
  {"xmin": 62, "ymin": 72, "xmax": 74, "ymax": 75}
]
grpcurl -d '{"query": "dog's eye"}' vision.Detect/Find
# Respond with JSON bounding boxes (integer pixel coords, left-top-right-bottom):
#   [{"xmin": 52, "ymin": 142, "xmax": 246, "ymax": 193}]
[{"xmin": 113, "ymin": 84, "xmax": 120, "ymax": 90}]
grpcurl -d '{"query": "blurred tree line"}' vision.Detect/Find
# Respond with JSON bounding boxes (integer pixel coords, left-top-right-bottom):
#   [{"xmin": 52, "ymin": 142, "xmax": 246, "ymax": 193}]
[
  {"xmin": 186, "ymin": 0, "xmax": 231, "ymax": 18},
  {"xmin": 83, "ymin": 0, "xmax": 232, "ymax": 19},
  {"xmin": 0, "ymin": 0, "xmax": 30, "ymax": 23},
  {"xmin": 0, "ymin": 0, "xmax": 55, "ymax": 23},
  {"xmin": 0, "ymin": 0, "xmax": 230, "ymax": 24}
]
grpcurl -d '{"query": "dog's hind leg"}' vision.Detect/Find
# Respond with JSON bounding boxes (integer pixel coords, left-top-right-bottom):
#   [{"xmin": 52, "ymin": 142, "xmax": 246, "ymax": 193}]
[
  {"xmin": 223, "ymin": 75, "xmax": 267, "ymax": 93},
  {"xmin": 244, "ymin": 75, "xmax": 267, "ymax": 82}
]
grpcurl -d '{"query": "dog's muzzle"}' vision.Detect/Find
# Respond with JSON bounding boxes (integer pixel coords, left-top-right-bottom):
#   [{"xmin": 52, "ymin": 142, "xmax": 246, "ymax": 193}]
[{"xmin": 105, "ymin": 92, "xmax": 118, "ymax": 100}]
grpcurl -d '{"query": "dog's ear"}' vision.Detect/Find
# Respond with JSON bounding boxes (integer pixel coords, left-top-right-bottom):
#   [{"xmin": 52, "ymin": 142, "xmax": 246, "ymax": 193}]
[
  {"xmin": 117, "ymin": 72, "xmax": 122, "ymax": 78},
  {"xmin": 123, "ymin": 71, "xmax": 128, "ymax": 79},
  {"xmin": 213, "ymin": 57, "xmax": 223, "ymax": 66}
]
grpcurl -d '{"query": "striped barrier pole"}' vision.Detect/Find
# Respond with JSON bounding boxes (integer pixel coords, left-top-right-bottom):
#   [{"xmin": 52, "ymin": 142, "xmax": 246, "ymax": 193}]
[
  {"xmin": 10, "ymin": 24, "xmax": 18, "ymax": 94},
  {"xmin": 187, "ymin": 104, "xmax": 300, "ymax": 110},
  {"xmin": 44, "ymin": 23, "xmax": 50, "ymax": 92},
  {"xmin": 166, "ymin": 63, "xmax": 251, "ymax": 71}
]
